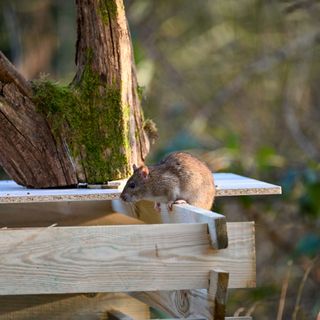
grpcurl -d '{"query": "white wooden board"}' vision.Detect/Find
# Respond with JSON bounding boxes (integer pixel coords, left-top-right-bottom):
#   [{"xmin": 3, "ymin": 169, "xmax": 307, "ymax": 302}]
[{"xmin": 0, "ymin": 173, "xmax": 281, "ymax": 203}]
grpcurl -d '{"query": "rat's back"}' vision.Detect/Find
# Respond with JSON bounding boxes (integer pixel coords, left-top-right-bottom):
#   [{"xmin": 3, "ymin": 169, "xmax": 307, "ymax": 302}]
[{"xmin": 161, "ymin": 152, "xmax": 215, "ymax": 210}]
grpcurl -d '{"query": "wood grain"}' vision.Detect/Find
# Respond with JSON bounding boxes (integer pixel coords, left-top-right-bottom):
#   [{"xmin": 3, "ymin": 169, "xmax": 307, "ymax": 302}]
[{"xmin": 0, "ymin": 222, "xmax": 255, "ymax": 295}]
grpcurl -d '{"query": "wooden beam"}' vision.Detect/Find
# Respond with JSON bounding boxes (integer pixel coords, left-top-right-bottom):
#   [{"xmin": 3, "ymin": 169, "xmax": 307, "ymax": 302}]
[
  {"xmin": 0, "ymin": 293, "xmax": 149, "ymax": 320},
  {"xmin": 0, "ymin": 222, "xmax": 254, "ymax": 295}
]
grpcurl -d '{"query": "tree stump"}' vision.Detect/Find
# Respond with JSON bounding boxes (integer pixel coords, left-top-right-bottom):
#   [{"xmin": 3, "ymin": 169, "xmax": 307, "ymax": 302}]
[{"xmin": 0, "ymin": 0, "xmax": 151, "ymax": 188}]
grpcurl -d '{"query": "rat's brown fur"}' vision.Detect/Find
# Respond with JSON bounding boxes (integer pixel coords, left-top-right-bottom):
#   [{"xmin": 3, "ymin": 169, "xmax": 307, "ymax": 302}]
[{"xmin": 120, "ymin": 152, "xmax": 215, "ymax": 210}]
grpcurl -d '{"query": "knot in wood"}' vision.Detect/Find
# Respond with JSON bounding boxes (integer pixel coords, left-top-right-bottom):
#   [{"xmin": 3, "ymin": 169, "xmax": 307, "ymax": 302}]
[{"xmin": 174, "ymin": 290, "xmax": 190, "ymax": 316}]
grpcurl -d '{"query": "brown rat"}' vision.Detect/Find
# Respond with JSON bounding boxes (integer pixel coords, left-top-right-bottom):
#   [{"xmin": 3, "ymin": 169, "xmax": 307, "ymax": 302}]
[{"xmin": 120, "ymin": 152, "xmax": 215, "ymax": 210}]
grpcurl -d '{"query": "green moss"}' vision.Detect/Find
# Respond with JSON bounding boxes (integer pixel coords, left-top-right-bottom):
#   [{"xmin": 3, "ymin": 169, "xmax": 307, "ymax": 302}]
[
  {"xmin": 98, "ymin": 0, "xmax": 117, "ymax": 24},
  {"xmin": 32, "ymin": 64, "xmax": 131, "ymax": 183},
  {"xmin": 137, "ymin": 85, "xmax": 145, "ymax": 102}
]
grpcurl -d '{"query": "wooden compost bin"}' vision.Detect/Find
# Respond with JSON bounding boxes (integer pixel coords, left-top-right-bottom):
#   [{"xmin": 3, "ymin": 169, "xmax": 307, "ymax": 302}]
[{"xmin": 0, "ymin": 173, "xmax": 281, "ymax": 320}]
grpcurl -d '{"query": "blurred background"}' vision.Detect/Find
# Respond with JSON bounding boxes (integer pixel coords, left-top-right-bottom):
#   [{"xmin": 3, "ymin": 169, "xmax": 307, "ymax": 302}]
[{"xmin": 0, "ymin": 0, "xmax": 319, "ymax": 318}]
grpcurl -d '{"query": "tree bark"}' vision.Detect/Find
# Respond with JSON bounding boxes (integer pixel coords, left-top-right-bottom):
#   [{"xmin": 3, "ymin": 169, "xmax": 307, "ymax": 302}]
[
  {"xmin": 0, "ymin": 0, "xmax": 150, "ymax": 188},
  {"xmin": 0, "ymin": 52, "xmax": 77, "ymax": 188}
]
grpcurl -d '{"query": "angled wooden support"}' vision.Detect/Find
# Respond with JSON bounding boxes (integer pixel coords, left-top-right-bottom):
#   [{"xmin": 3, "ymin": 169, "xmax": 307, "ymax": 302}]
[{"xmin": 112, "ymin": 200, "xmax": 228, "ymax": 249}]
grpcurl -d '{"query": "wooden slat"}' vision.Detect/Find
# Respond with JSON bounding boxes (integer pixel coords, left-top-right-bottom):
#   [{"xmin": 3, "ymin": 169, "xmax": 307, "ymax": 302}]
[
  {"xmin": 0, "ymin": 222, "xmax": 255, "ymax": 295},
  {"xmin": 112, "ymin": 200, "xmax": 228, "ymax": 249},
  {"xmin": 0, "ymin": 293, "xmax": 149, "ymax": 320},
  {"xmin": 0, "ymin": 173, "xmax": 281, "ymax": 203}
]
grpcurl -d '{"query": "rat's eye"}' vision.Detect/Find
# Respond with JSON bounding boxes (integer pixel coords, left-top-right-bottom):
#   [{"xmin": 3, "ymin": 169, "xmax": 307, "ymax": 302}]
[{"xmin": 129, "ymin": 182, "xmax": 136, "ymax": 189}]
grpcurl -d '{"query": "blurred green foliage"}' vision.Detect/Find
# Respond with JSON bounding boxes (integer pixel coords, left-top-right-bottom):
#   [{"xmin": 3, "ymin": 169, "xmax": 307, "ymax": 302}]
[{"xmin": 0, "ymin": 0, "xmax": 319, "ymax": 318}]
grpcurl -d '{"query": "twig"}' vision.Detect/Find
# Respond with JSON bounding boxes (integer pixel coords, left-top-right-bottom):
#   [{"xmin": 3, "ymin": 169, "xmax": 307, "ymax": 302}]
[
  {"xmin": 292, "ymin": 256, "xmax": 319, "ymax": 320},
  {"xmin": 234, "ymin": 307, "xmax": 246, "ymax": 316},
  {"xmin": 246, "ymin": 301, "xmax": 259, "ymax": 316},
  {"xmin": 276, "ymin": 260, "xmax": 292, "ymax": 320}
]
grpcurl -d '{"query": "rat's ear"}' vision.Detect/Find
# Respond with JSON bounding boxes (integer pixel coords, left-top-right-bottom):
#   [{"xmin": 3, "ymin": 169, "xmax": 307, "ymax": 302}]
[
  {"xmin": 139, "ymin": 165, "xmax": 149, "ymax": 179},
  {"xmin": 132, "ymin": 164, "xmax": 138, "ymax": 172}
]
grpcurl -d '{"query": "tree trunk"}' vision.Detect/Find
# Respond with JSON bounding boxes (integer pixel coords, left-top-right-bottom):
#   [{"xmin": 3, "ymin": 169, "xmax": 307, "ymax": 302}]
[{"xmin": 0, "ymin": 0, "xmax": 151, "ymax": 188}]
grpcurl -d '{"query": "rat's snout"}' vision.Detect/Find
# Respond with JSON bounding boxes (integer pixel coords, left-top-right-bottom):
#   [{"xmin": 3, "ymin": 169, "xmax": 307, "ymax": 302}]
[
  {"xmin": 120, "ymin": 192, "xmax": 132, "ymax": 202},
  {"xmin": 120, "ymin": 192, "xmax": 127, "ymax": 201}
]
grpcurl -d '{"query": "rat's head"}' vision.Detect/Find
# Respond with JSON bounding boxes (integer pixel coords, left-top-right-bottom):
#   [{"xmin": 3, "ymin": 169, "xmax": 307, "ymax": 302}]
[{"xmin": 120, "ymin": 164, "xmax": 150, "ymax": 202}]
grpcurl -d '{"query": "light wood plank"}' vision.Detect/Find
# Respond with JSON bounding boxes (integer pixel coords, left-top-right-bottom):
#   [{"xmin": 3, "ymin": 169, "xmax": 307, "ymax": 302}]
[
  {"xmin": 0, "ymin": 293, "xmax": 149, "ymax": 320},
  {"xmin": 0, "ymin": 222, "xmax": 255, "ymax": 295},
  {"xmin": 0, "ymin": 173, "xmax": 281, "ymax": 203}
]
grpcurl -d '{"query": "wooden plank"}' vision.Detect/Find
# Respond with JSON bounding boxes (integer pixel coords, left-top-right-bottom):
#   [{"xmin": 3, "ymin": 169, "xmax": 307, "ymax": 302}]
[
  {"xmin": 0, "ymin": 222, "xmax": 255, "ymax": 295},
  {"xmin": 112, "ymin": 200, "xmax": 228, "ymax": 249},
  {"xmin": 0, "ymin": 180, "xmax": 120, "ymax": 203},
  {"xmin": 0, "ymin": 173, "xmax": 281, "ymax": 203},
  {"xmin": 0, "ymin": 293, "xmax": 149, "ymax": 320},
  {"xmin": 214, "ymin": 173, "xmax": 281, "ymax": 196}
]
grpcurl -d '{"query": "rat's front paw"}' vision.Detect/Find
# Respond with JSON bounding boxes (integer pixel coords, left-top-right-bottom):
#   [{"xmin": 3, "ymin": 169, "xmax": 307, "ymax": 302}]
[
  {"xmin": 174, "ymin": 199, "xmax": 187, "ymax": 205},
  {"xmin": 167, "ymin": 199, "xmax": 188, "ymax": 212},
  {"xmin": 154, "ymin": 202, "xmax": 161, "ymax": 212}
]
